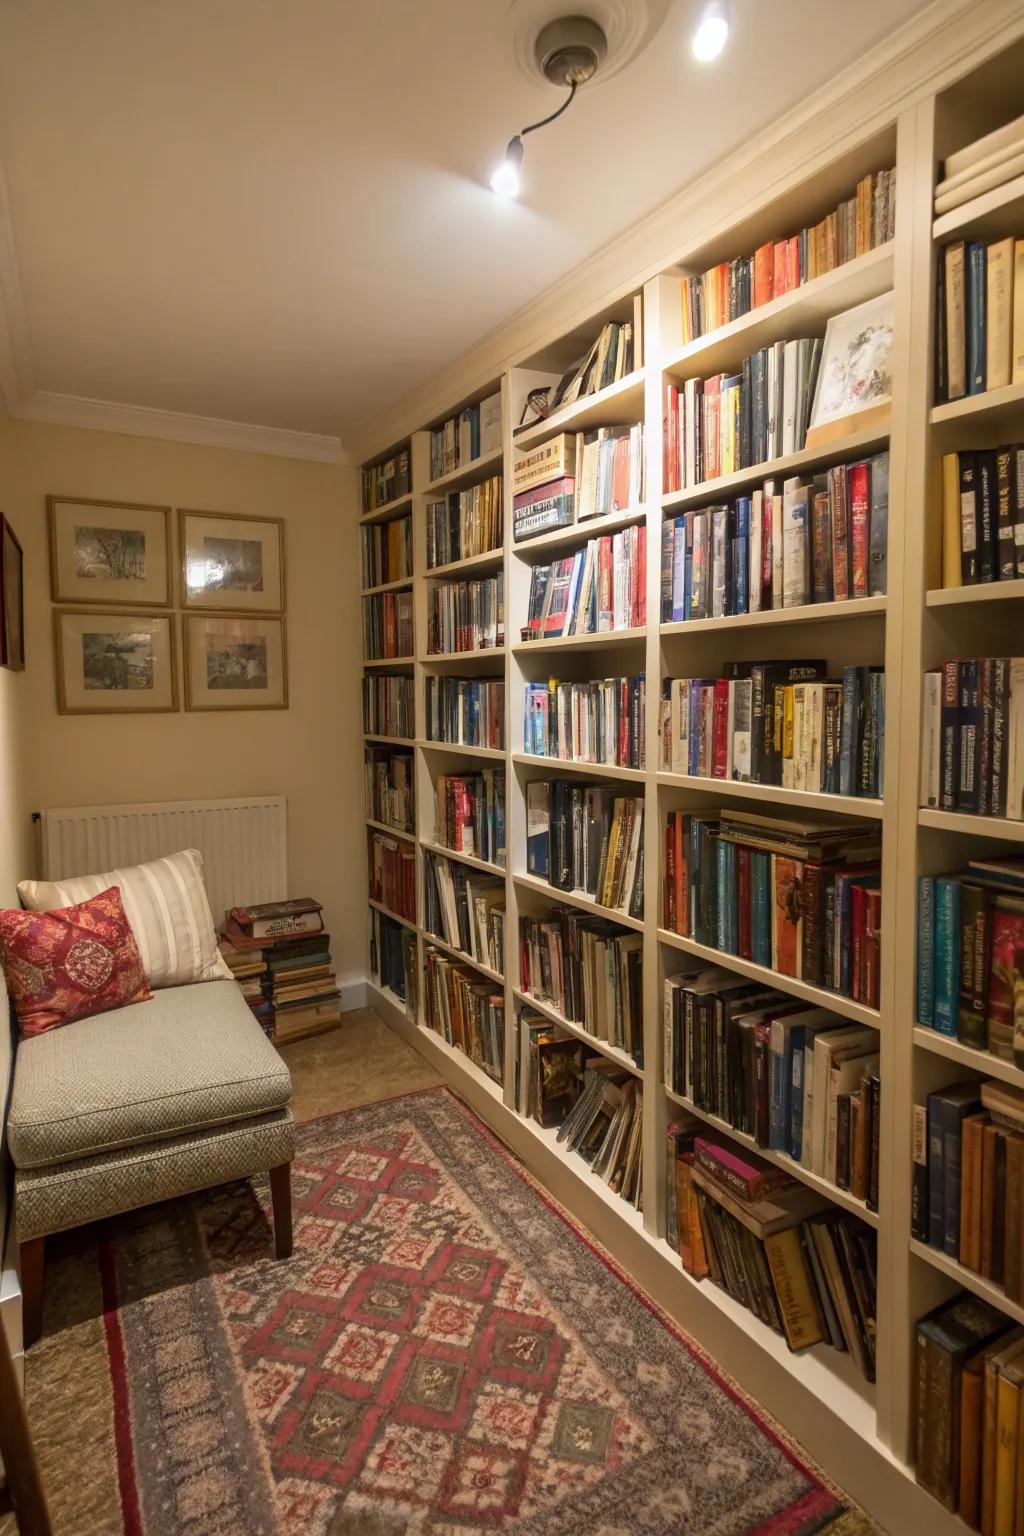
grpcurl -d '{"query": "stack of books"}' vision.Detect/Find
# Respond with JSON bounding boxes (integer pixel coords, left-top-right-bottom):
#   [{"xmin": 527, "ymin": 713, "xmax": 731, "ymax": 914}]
[
  {"xmin": 364, "ymin": 746, "xmax": 414, "ymax": 831},
  {"xmin": 369, "ymin": 830, "xmax": 416, "ymax": 923},
  {"xmin": 664, "ymin": 970, "xmax": 880, "ymax": 1200},
  {"xmin": 423, "ymin": 851, "xmax": 505, "ymax": 973},
  {"xmin": 936, "ymin": 236, "xmax": 1024, "ymax": 403},
  {"xmin": 661, "ymin": 453, "xmax": 889, "ymax": 619},
  {"xmin": 370, "ymin": 906, "xmax": 418, "ymax": 1018},
  {"xmin": 221, "ymin": 898, "xmax": 341, "ymax": 1043},
  {"xmin": 424, "ymin": 945, "xmax": 504, "ymax": 1081},
  {"xmin": 519, "ymin": 907, "xmax": 643, "ymax": 1065},
  {"xmin": 513, "ymin": 432, "xmax": 577, "ymax": 542},
  {"xmin": 939, "ymin": 450, "xmax": 1024, "ymax": 589},
  {"xmin": 426, "ymin": 474, "xmax": 502, "ymax": 567},
  {"xmin": 935, "ymin": 113, "xmax": 1024, "ymax": 219},
  {"xmin": 219, "ymin": 936, "xmax": 272, "ymax": 1035},
  {"xmin": 425, "ymin": 674, "xmax": 504, "ymax": 751},
  {"xmin": 429, "ymin": 391, "xmax": 501, "ymax": 481},
  {"xmin": 362, "ymin": 589, "xmax": 413, "ymax": 660},
  {"xmin": 512, "ymin": 424, "xmax": 644, "ymax": 543},
  {"xmin": 362, "ymin": 673, "xmax": 414, "ymax": 739},
  {"xmin": 361, "ymin": 447, "xmax": 411, "ymax": 514},
  {"xmin": 360, "ymin": 514, "xmax": 412, "ymax": 589},
  {"xmin": 679, "ymin": 168, "xmax": 896, "ymax": 343},
  {"xmin": 664, "ymin": 809, "xmax": 882, "ymax": 1007},
  {"xmin": 526, "ymin": 780, "xmax": 644, "ymax": 918},
  {"xmin": 434, "ymin": 770, "xmax": 506, "ymax": 866},
  {"xmin": 916, "ymin": 855, "xmax": 1024, "ymax": 1061},
  {"xmin": 660, "ymin": 662, "xmax": 884, "ymax": 797},
  {"xmin": 426, "ymin": 573, "xmax": 503, "ymax": 653},
  {"xmin": 521, "ymin": 525, "xmax": 645, "ymax": 639},
  {"xmin": 914, "ymin": 1292, "xmax": 1024, "ymax": 1524},
  {"xmin": 541, "ymin": 316, "xmax": 639, "ymax": 416},
  {"xmin": 920, "ymin": 658, "xmax": 1024, "ymax": 817},
  {"xmin": 524, "ymin": 673, "xmax": 645, "ymax": 769}
]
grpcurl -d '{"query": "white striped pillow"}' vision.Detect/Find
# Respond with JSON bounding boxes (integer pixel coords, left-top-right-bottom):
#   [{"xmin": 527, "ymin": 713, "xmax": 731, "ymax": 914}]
[{"xmin": 19, "ymin": 849, "xmax": 233, "ymax": 990}]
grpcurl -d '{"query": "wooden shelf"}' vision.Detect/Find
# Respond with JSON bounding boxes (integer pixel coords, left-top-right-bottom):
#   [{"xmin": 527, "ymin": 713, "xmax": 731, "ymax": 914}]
[
  {"xmin": 365, "ymin": 817, "xmax": 415, "ymax": 842},
  {"xmin": 360, "ymin": 574, "xmax": 413, "ymax": 597},
  {"xmin": 424, "ymin": 445, "xmax": 503, "ymax": 495},
  {"xmin": 360, "ymin": 493, "xmax": 413, "ymax": 526},
  {"xmin": 512, "ymin": 626, "xmax": 646, "ymax": 655},
  {"xmin": 515, "ymin": 987, "xmax": 643, "ymax": 1077},
  {"xmin": 660, "ymin": 595, "xmax": 886, "ymax": 634},
  {"xmin": 363, "ymin": 732, "xmax": 416, "ymax": 748},
  {"xmin": 912, "ymin": 1026, "xmax": 1024, "ymax": 1088},
  {"xmin": 931, "ymin": 380, "xmax": 1024, "ymax": 434},
  {"xmin": 420, "ymin": 837, "xmax": 505, "ymax": 876},
  {"xmin": 661, "ymin": 422, "xmax": 891, "ymax": 513},
  {"xmin": 513, "ymin": 370, "xmax": 645, "ymax": 450},
  {"xmin": 425, "ymin": 546, "xmax": 504, "ymax": 579},
  {"xmin": 420, "ymin": 930, "xmax": 504, "ymax": 987},
  {"xmin": 513, "ymin": 752, "xmax": 645, "ymax": 784},
  {"xmin": 513, "ymin": 872, "xmax": 645, "ymax": 932},
  {"xmin": 918, "ymin": 808, "xmax": 1024, "ymax": 841},
  {"xmin": 926, "ymin": 577, "xmax": 1024, "ymax": 607},
  {"xmin": 417, "ymin": 738, "xmax": 505, "ymax": 760},
  {"xmin": 511, "ymin": 505, "xmax": 647, "ymax": 557},
  {"xmin": 910, "ymin": 1240, "xmax": 1024, "ymax": 1328},
  {"xmin": 933, "ymin": 172, "xmax": 1024, "ymax": 242},
  {"xmin": 655, "ymin": 772, "xmax": 883, "ymax": 819},
  {"xmin": 367, "ymin": 897, "xmax": 417, "ymax": 933}
]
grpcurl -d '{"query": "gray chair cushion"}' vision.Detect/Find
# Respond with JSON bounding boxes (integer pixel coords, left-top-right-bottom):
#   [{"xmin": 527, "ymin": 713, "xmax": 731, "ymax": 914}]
[{"xmin": 7, "ymin": 980, "xmax": 292, "ymax": 1171}]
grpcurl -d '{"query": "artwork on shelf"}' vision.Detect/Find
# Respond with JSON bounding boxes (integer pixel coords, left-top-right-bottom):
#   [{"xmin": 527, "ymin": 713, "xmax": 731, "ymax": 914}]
[
  {"xmin": 55, "ymin": 609, "xmax": 177, "ymax": 713},
  {"xmin": 184, "ymin": 613, "xmax": 287, "ymax": 710},
  {"xmin": 0, "ymin": 516, "xmax": 24, "ymax": 670},
  {"xmin": 47, "ymin": 496, "xmax": 172, "ymax": 607},
  {"xmin": 806, "ymin": 290, "xmax": 895, "ymax": 448},
  {"xmin": 179, "ymin": 508, "xmax": 285, "ymax": 612}
]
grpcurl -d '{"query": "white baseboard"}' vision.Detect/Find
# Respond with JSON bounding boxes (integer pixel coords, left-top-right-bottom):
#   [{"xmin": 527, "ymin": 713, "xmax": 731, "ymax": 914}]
[{"xmin": 339, "ymin": 973, "xmax": 369, "ymax": 1012}]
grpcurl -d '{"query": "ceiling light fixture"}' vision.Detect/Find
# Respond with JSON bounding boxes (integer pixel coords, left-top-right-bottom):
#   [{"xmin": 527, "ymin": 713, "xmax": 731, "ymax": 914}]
[
  {"xmin": 490, "ymin": 14, "xmax": 607, "ymax": 198},
  {"xmin": 691, "ymin": 0, "xmax": 730, "ymax": 62}
]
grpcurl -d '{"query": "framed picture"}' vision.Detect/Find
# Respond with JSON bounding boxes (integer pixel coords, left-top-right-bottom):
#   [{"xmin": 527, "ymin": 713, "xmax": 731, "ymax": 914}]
[
  {"xmin": 0, "ymin": 516, "xmax": 25, "ymax": 670},
  {"xmin": 184, "ymin": 613, "xmax": 287, "ymax": 711},
  {"xmin": 806, "ymin": 291, "xmax": 895, "ymax": 446},
  {"xmin": 55, "ymin": 609, "xmax": 178, "ymax": 714},
  {"xmin": 179, "ymin": 509, "xmax": 285, "ymax": 613},
  {"xmin": 47, "ymin": 496, "xmax": 172, "ymax": 607}
]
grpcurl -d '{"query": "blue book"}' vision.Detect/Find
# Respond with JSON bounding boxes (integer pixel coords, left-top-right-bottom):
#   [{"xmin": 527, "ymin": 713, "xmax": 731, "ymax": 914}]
[
  {"xmin": 715, "ymin": 838, "xmax": 730, "ymax": 952},
  {"xmin": 928, "ymin": 1084, "xmax": 983, "ymax": 1256},
  {"xmin": 724, "ymin": 841, "xmax": 738, "ymax": 954},
  {"xmin": 671, "ymin": 518, "xmax": 686, "ymax": 621},
  {"xmin": 751, "ymin": 850, "xmax": 772, "ymax": 966},
  {"xmin": 525, "ymin": 781, "xmax": 549, "ymax": 877},
  {"xmin": 967, "ymin": 241, "xmax": 986, "ymax": 395},
  {"xmin": 933, "ymin": 877, "xmax": 961, "ymax": 1036},
  {"xmin": 839, "ymin": 666, "xmax": 860, "ymax": 797},
  {"xmin": 683, "ymin": 513, "xmax": 694, "ymax": 620},
  {"xmin": 916, "ymin": 876, "xmax": 935, "ymax": 1028},
  {"xmin": 734, "ymin": 498, "xmax": 750, "ymax": 615}
]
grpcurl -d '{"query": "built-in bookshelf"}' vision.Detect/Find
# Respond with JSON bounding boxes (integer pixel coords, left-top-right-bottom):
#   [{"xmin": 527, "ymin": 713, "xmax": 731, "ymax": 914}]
[{"xmin": 355, "ymin": 28, "xmax": 1024, "ymax": 1532}]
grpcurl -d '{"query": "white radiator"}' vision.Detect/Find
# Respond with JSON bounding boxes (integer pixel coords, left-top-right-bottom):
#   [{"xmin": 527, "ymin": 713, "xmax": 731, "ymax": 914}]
[{"xmin": 35, "ymin": 796, "xmax": 288, "ymax": 924}]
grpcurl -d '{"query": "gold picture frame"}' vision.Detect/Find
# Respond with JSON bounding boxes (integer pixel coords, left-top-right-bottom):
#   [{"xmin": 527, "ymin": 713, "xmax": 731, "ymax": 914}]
[
  {"xmin": 54, "ymin": 608, "xmax": 179, "ymax": 714},
  {"xmin": 183, "ymin": 612, "xmax": 288, "ymax": 711},
  {"xmin": 179, "ymin": 508, "xmax": 285, "ymax": 613},
  {"xmin": 47, "ymin": 495, "xmax": 173, "ymax": 608}
]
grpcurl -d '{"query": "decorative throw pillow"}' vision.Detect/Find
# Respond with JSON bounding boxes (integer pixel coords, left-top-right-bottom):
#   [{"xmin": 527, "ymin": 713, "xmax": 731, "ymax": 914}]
[
  {"xmin": 19, "ymin": 848, "xmax": 232, "ymax": 991},
  {"xmin": 0, "ymin": 886, "xmax": 152, "ymax": 1038}
]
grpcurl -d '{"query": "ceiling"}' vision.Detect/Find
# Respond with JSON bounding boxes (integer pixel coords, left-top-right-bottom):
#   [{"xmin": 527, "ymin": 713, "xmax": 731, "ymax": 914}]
[{"xmin": 0, "ymin": 0, "xmax": 935, "ymax": 457}]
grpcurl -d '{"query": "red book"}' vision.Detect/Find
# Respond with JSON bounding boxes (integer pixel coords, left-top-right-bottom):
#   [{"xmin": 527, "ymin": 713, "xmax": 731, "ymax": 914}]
[
  {"xmin": 753, "ymin": 241, "xmax": 774, "ymax": 307},
  {"xmin": 847, "ymin": 460, "xmax": 870, "ymax": 597},
  {"xmin": 787, "ymin": 234, "xmax": 801, "ymax": 289},
  {"xmin": 636, "ymin": 524, "xmax": 647, "ymax": 625},
  {"xmin": 737, "ymin": 846, "xmax": 753, "ymax": 959},
  {"xmin": 865, "ymin": 887, "xmax": 882, "ymax": 1010},
  {"xmin": 611, "ymin": 434, "xmax": 631, "ymax": 510},
  {"xmin": 773, "ymin": 240, "xmax": 788, "ymax": 295},
  {"xmin": 663, "ymin": 380, "xmax": 680, "ymax": 493},
  {"xmin": 597, "ymin": 537, "xmax": 613, "ymax": 627},
  {"xmin": 851, "ymin": 883, "xmax": 867, "ymax": 1001},
  {"xmin": 772, "ymin": 855, "xmax": 804, "ymax": 977},
  {"xmin": 711, "ymin": 680, "xmax": 730, "ymax": 778},
  {"xmin": 694, "ymin": 1135, "xmax": 795, "ymax": 1202},
  {"xmin": 675, "ymin": 811, "xmax": 688, "ymax": 937},
  {"xmin": 829, "ymin": 464, "xmax": 850, "ymax": 601}
]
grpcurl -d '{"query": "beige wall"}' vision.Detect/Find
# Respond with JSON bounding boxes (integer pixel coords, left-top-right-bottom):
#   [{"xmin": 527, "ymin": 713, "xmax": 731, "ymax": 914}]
[{"xmin": 0, "ymin": 417, "xmax": 365, "ymax": 981}]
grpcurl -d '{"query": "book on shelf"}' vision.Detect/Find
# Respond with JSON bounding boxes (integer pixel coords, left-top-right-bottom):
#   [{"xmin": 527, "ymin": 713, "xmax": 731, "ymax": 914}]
[
  {"xmin": 425, "ymin": 945, "xmax": 504, "ymax": 1082},
  {"xmin": 526, "ymin": 779, "xmax": 644, "ymax": 918},
  {"xmin": 362, "ymin": 672, "xmax": 414, "ymax": 740},
  {"xmin": 368, "ymin": 830, "xmax": 416, "ymax": 923},
  {"xmin": 521, "ymin": 525, "xmax": 645, "ymax": 640},
  {"xmin": 939, "ymin": 450, "xmax": 1024, "ymax": 589},
  {"xmin": 370, "ymin": 907, "xmax": 418, "ymax": 1019},
  {"xmin": 661, "ymin": 451, "xmax": 889, "ymax": 619},
  {"xmin": 426, "ymin": 474, "xmax": 503, "ymax": 568},
  {"xmin": 221, "ymin": 918, "xmax": 340, "ymax": 1041},
  {"xmin": 513, "ymin": 424, "xmax": 645, "ymax": 542},
  {"xmin": 364, "ymin": 744, "xmax": 414, "ymax": 831},
  {"xmin": 522, "ymin": 310, "xmax": 640, "ymax": 428},
  {"xmin": 936, "ymin": 237, "xmax": 1024, "ymax": 403},
  {"xmin": 936, "ymin": 111, "xmax": 1024, "ymax": 215},
  {"xmin": 226, "ymin": 897, "xmax": 323, "ymax": 942},
  {"xmin": 427, "ymin": 573, "xmax": 504, "ymax": 654},
  {"xmin": 665, "ymin": 1117, "xmax": 711, "ymax": 1278},
  {"xmin": 919, "ymin": 657, "xmax": 1024, "ymax": 817},
  {"xmin": 425, "ymin": 674, "xmax": 504, "ymax": 752},
  {"xmin": 423, "ymin": 850, "xmax": 505, "ymax": 974},
  {"xmin": 678, "ymin": 167, "xmax": 896, "ymax": 344},
  {"xmin": 663, "ymin": 808, "xmax": 883, "ymax": 1007},
  {"xmin": 524, "ymin": 673, "xmax": 645, "ymax": 770},
  {"xmin": 659, "ymin": 661, "xmax": 884, "ymax": 797},
  {"xmin": 361, "ymin": 448, "xmax": 412, "ymax": 515},
  {"xmin": 362, "ymin": 589, "xmax": 414, "ymax": 661},
  {"xmin": 519, "ymin": 905, "xmax": 643, "ymax": 1066},
  {"xmin": 429, "ymin": 390, "xmax": 502, "ymax": 481},
  {"xmin": 434, "ymin": 770, "xmax": 506, "ymax": 867},
  {"xmin": 360, "ymin": 513, "xmax": 411, "ymax": 590}
]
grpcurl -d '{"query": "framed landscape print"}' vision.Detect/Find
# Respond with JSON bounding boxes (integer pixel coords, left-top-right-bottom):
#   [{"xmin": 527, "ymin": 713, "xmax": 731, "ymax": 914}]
[
  {"xmin": 47, "ymin": 496, "xmax": 172, "ymax": 607},
  {"xmin": 0, "ymin": 516, "xmax": 25, "ymax": 670},
  {"xmin": 55, "ymin": 609, "xmax": 178, "ymax": 714},
  {"xmin": 179, "ymin": 509, "xmax": 285, "ymax": 613},
  {"xmin": 184, "ymin": 613, "xmax": 287, "ymax": 711}
]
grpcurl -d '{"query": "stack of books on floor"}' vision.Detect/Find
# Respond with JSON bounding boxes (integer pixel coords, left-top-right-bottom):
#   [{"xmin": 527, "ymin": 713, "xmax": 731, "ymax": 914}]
[
  {"xmin": 362, "ymin": 588, "xmax": 414, "ymax": 660},
  {"xmin": 521, "ymin": 524, "xmax": 645, "ymax": 639},
  {"xmin": 664, "ymin": 809, "xmax": 882, "ymax": 1006},
  {"xmin": 512, "ymin": 424, "xmax": 644, "ymax": 544},
  {"xmin": 429, "ymin": 391, "xmax": 501, "ymax": 480},
  {"xmin": 524, "ymin": 673, "xmax": 645, "ymax": 769},
  {"xmin": 679, "ymin": 167, "xmax": 895, "ymax": 342},
  {"xmin": 661, "ymin": 452, "xmax": 889, "ymax": 618},
  {"xmin": 424, "ymin": 945, "xmax": 504, "ymax": 1082},
  {"xmin": 434, "ymin": 769, "xmax": 506, "ymax": 865},
  {"xmin": 362, "ymin": 672, "xmax": 414, "ymax": 739},
  {"xmin": 935, "ymin": 112, "xmax": 1024, "ymax": 218},
  {"xmin": 218, "ymin": 935, "xmax": 272, "ymax": 1034},
  {"xmin": 519, "ymin": 907, "xmax": 643, "ymax": 1066},
  {"xmin": 526, "ymin": 779, "xmax": 645, "ymax": 918},
  {"xmin": 660, "ymin": 661, "xmax": 884, "ymax": 796},
  {"xmin": 425, "ymin": 674, "xmax": 504, "ymax": 750},
  {"xmin": 939, "ymin": 450, "xmax": 1024, "ymax": 589},
  {"xmin": 361, "ymin": 446, "xmax": 411, "ymax": 514},
  {"xmin": 426, "ymin": 473, "xmax": 503, "ymax": 567},
  {"xmin": 914, "ymin": 1291, "xmax": 1024, "ymax": 1525},
  {"xmin": 916, "ymin": 854, "xmax": 1024, "ymax": 1059},
  {"xmin": 423, "ymin": 850, "xmax": 505, "ymax": 973},
  {"xmin": 426, "ymin": 573, "xmax": 504, "ymax": 653},
  {"xmin": 920, "ymin": 659, "xmax": 1024, "ymax": 817},
  {"xmin": 664, "ymin": 967, "xmax": 880, "ymax": 1201},
  {"xmin": 668, "ymin": 1122, "xmax": 877, "ymax": 1375},
  {"xmin": 371, "ymin": 905, "xmax": 418, "ymax": 1019},
  {"xmin": 221, "ymin": 898, "xmax": 341, "ymax": 1043},
  {"xmin": 936, "ymin": 234, "xmax": 1024, "ymax": 403},
  {"xmin": 517, "ymin": 1018, "xmax": 643, "ymax": 1208}
]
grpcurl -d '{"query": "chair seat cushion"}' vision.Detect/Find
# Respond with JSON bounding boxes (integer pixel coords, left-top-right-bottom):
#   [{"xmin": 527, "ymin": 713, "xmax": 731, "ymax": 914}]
[{"xmin": 7, "ymin": 979, "xmax": 292, "ymax": 1170}]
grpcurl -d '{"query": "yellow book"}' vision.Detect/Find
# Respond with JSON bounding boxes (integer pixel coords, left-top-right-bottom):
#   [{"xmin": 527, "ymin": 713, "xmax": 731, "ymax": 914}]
[
  {"xmin": 764, "ymin": 1227, "xmax": 824, "ymax": 1350},
  {"xmin": 995, "ymin": 1367, "xmax": 1023, "ymax": 1536},
  {"xmin": 942, "ymin": 452, "xmax": 962, "ymax": 590},
  {"xmin": 1013, "ymin": 240, "xmax": 1024, "ymax": 386},
  {"xmin": 987, "ymin": 237, "xmax": 1015, "ymax": 390}
]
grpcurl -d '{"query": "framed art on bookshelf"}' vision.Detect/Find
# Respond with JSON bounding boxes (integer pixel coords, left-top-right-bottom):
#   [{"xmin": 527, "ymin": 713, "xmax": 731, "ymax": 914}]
[
  {"xmin": 805, "ymin": 291, "xmax": 894, "ymax": 449},
  {"xmin": 183, "ymin": 613, "xmax": 287, "ymax": 710},
  {"xmin": 179, "ymin": 508, "xmax": 285, "ymax": 613},
  {"xmin": 54, "ymin": 608, "xmax": 178, "ymax": 714},
  {"xmin": 47, "ymin": 495, "xmax": 172, "ymax": 607}
]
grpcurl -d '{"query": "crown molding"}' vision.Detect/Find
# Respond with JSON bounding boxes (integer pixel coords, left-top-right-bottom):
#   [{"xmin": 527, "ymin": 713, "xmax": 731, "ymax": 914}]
[{"xmin": 13, "ymin": 390, "xmax": 347, "ymax": 463}]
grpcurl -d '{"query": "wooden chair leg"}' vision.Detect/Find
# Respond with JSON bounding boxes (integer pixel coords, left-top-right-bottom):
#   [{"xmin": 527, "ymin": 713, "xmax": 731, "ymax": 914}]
[
  {"xmin": 0, "ymin": 1312, "xmax": 53, "ymax": 1536},
  {"xmin": 19, "ymin": 1238, "xmax": 44, "ymax": 1350},
  {"xmin": 269, "ymin": 1163, "xmax": 293, "ymax": 1259}
]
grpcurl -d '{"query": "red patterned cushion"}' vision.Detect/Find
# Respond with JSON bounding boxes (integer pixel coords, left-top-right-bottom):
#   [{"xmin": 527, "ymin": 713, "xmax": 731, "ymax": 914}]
[{"xmin": 0, "ymin": 886, "xmax": 152, "ymax": 1038}]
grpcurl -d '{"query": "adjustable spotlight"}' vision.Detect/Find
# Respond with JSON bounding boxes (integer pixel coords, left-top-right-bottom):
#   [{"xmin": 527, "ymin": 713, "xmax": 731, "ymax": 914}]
[
  {"xmin": 692, "ymin": 0, "xmax": 730, "ymax": 62},
  {"xmin": 490, "ymin": 135, "xmax": 524, "ymax": 199}
]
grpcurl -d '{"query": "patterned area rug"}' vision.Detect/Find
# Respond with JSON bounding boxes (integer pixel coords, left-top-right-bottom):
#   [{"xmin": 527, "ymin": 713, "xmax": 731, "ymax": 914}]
[{"xmin": 28, "ymin": 1087, "xmax": 876, "ymax": 1534}]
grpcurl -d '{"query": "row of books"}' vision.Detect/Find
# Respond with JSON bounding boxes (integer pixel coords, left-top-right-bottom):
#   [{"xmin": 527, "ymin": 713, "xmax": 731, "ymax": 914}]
[
  {"xmin": 362, "ymin": 672, "xmax": 414, "ymax": 740},
  {"xmin": 424, "ymin": 946, "xmax": 504, "ymax": 1083},
  {"xmin": 362, "ymin": 590, "xmax": 413, "ymax": 661},
  {"xmin": 425, "ymin": 674, "xmax": 504, "ymax": 752},
  {"xmin": 920, "ymin": 658, "xmax": 1024, "ymax": 818},
  {"xmin": 940, "ymin": 449, "xmax": 1024, "ymax": 589},
  {"xmin": 659, "ymin": 663, "xmax": 885, "ymax": 798},
  {"xmin": 523, "ymin": 674, "xmax": 645, "ymax": 771},
  {"xmin": 360, "ymin": 513, "xmax": 411, "ymax": 590},
  {"xmin": 428, "ymin": 391, "xmax": 501, "ymax": 482},
  {"xmin": 364, "ymin": 746, "xmax": 413, "ymax": 832},
  {"xmin": 525, "ymin": 780, "xmax": 644, "ymax": 918},
  {"xmin": 426, "ymin": 475, "xmax": 503, "ymax": 569},
  {"xmin": 936, "ymin": 109, "xmax": 1024, "ymax": 215},
  {"xmin": 220, "ymin": 899, "xmax": 341, "ymax": 1044},
  {"xmin": 371, "ymin": 907, "xmax": 417, "ymax": 1015},
  {"xmin": 668, "ymin": 1122, "xmax": 877, "ymax": 1376},
  {"xmin": 914, "ymin": 1290, "xmax": 1024, "ymax": 1526},
  {"xmin": 663, "ymin": 335, "xmax": 823, "ymax": 492},
  {"xmin": 664, "ymin": 970, "xmax": 880, "ymax": 1198},
  {"xmin": 517, "ymin": 1024, "xmax": 643, "ymax": 1208},
  {"xmin": 916, "ymin": 855, "xmax": 1024, "ymax": 1063},
  {"xmin": 520, "ymin": 525, "xmax": 646, "ymax": 640},
  {"xmin": 679, "ymin": 167, "xmax": 895, "ymax": 343},
  {"xmin": 423, "ymin": 851, "xmax": 505, "ymax": 975},
  {"xmin": 434, "ymin": 770, "xmax": 506, "ymax": 867},
  {"xmin": 511, "ymin": 426, "xmax": 644, "ymax": 542},
  {"xmin": 426, "ymin": 575, "xmax": 504, "ymax": 654},
  {"xmin": 660, "ymin": 454, "xmax": 889, "ymax": 620},
  {"xmin": 368, "ymin": 830, "xmax": 416, "ymax": 925},
  {"xmin": 936, "ymin": 237, "xmax": 1024, "ymax": 404},
  {"xmin": 519, "ymin": 908, "xmax": 643, "ymax": 1066},
  {"xmin": 361, "ymin": 448, "xmax": 411, "ymax": 515},
  {"xmin": 537, "ymin": 316, "xmax": 639, "ymax": 420},
  {"xmin": 663, "ymin": 810, "xmax": 882, "ymax": 1007}
]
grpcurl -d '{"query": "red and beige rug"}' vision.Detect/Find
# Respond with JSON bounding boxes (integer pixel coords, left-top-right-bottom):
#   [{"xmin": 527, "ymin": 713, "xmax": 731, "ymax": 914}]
[{"xmin": 28, "ymin": 1087, "xmax": 875, "ymax": 1534}]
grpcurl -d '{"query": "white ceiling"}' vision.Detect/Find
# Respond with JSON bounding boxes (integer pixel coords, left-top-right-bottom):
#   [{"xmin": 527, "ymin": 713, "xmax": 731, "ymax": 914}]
[{"xmin": 0, "ymin": 0, "xmax": 934, "ymax": 455}]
